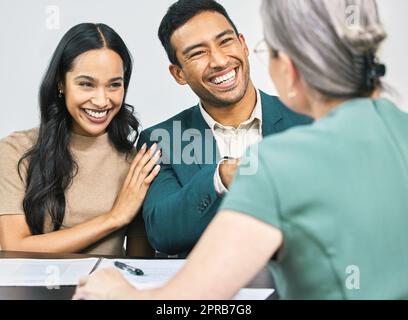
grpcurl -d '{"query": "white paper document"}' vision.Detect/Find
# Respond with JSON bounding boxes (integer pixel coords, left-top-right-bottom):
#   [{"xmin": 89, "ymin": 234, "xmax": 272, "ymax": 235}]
[
  {"xmin": 97, "ymin": 258, "xmax": 186, "ymax": 290},
  {"xmin": 0, "ymin": 258, "xmax": 274, "ymax": 299},
  {"xmin": 0, "ymin": 258, "xmax": 99, "ymax": 287},
  {"xmin": 233, "ymin": 288, "xmax": 274, "ymax": 300},
  {"xmin": 98, "ymin": 259, "xmax": 274, "ymax": 300}
]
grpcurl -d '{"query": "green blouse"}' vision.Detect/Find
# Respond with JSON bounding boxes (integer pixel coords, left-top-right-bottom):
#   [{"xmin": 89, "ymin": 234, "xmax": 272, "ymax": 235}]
[{"xmin": 221, "ymin": 98, "xmax": 408, "ymax": 299}]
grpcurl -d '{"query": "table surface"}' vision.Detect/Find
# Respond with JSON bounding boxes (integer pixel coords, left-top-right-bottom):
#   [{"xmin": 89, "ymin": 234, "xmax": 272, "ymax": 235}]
[{"xmin": 0, "ymin": 251, "xmax": 277, "ymax": 300}]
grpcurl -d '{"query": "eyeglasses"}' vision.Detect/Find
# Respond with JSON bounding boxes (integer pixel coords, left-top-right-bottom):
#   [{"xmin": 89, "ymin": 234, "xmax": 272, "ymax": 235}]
[
  {"xmin": 253, "ymin": 39, "xmax": 279, "ymax": 65},
  {"xmin": 253, "ymin": 39, "xmax": 269, "ymax": 66}
]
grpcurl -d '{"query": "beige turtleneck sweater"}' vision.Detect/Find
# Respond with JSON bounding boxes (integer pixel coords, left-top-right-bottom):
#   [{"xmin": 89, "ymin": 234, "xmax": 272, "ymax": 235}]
[{"xmin": 0, "ymin": 128, "xmax": 133, "ymax": 255}]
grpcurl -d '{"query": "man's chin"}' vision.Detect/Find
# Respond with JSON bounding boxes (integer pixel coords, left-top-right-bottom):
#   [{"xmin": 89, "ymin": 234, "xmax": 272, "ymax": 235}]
[
  {"xmin": 193, "ymin": 81, "xmax": 249, "ymax": 108},
  {"xmin": 210, "ymin": 87, "xmax": 248, "ymax": 107},
  {"xmin": 206, "ymin": 95, "xmax": 246, "ymax": 108}
]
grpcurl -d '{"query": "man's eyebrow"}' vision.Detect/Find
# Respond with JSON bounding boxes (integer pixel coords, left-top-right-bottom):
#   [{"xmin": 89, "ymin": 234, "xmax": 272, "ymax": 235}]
[
  {"xmin": 182, "ymin": 43, "xmax": 206, "ymax": 56},
  {"xmin": 215, "ymin": 29, "xmax": 235, "ymax": 40},
  {"xmin": 182, "ymin": 29, "xmax": 236, "ymax": 56}
]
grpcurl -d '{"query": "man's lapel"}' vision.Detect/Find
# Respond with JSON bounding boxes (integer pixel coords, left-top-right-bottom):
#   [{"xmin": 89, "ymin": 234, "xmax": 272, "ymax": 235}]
[
  {"xmin": 189, "ymin": 105, "xmax": 220, "ymax": 169},
  {"xmin": 185, "ymin": 93, "xmax": 284, "ymax": 170},
  {"xmin": 176, "ymin": 93, "xmax": 284, "ymax": 183},
  {"xmin": 174, "ymin": 105, "xmax": 219, "ymax": 186},
  {"xmin": 260, "ymin": 91, "xmax": 284, "ymax": 137}
]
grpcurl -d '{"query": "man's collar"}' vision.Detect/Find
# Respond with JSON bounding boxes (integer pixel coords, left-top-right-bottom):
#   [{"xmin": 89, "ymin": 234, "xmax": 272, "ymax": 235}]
[{"xmin": 198, "ymin": 89, "xmax": 263, "ymax": 130}]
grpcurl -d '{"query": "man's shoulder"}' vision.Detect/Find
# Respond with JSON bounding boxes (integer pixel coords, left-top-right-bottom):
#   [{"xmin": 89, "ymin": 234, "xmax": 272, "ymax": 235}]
[
  {"xmin": 259, "ymin": 90, "xmax": 295, "ymax": 116},
  {"xmin": 259, "ymin": 90, "xmax": 313, "ymax": 125},
  {"xmin": 141, "ymin": 104, "xmax": 199, "ymax": 135},
  {"xmin": 137, "ymin": 105, "xmax": 202, "ymax": 147},
  {"xmin": 259, "ymin": 90, "xmax": 280, "ymax": 102}
]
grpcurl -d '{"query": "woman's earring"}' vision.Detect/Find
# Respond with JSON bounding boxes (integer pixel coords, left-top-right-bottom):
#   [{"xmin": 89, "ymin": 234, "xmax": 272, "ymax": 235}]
[
  {"xmin": 288, "ymin": 91, "xmax": 297, "ymax": 99},
  {"xmin": 58, "ymin": 90, "xmax": 63, "ymax": 98}
]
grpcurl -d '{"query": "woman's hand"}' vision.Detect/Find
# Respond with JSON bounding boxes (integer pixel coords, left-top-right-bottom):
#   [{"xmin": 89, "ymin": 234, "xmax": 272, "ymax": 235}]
[
  {"xmin": 0, "ymin": 144, "xmax": 161, "ymax": 254},
  {"xmin": 109, "ymin": 143, "xmax": 161, "ymax": 228}
]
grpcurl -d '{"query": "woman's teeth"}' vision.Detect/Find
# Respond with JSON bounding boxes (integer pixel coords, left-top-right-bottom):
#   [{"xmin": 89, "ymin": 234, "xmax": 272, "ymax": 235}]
[
  {"xmin": 211, "ymin": 69, "xmax": 236, "ymax": 85},
  {"xmin": 83, "ymin": 109, "xmax": 108, "ymax": 118}
]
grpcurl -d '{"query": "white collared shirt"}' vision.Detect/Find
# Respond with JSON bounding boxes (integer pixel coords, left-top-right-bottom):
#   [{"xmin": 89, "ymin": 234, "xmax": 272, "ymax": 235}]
[{"xmin": 199, "ymin": 89, "xmax": 263, "ymax": 195}]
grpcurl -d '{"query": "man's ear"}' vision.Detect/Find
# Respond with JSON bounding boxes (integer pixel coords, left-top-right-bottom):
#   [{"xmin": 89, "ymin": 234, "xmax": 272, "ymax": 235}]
[
  {"xmin": 238, "ymin": 33, "xmax": 249, "ymax": 57},
  {"xmin": 169, "ymin": 64, "xmax": 187, "ymax": 85}
]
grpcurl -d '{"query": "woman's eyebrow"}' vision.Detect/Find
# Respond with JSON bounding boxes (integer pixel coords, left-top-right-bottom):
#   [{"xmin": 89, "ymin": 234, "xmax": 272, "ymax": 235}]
[
  {"xmin": 73, "ymin": 75, "xmax": 124, "ymax": 82},
  {"xmin": 74, "ymin": 75, "xmax": 95, "ymax": 81},
  {"xmin": 109, "ymin": 77, "xmax": 124, "ymax": 82}
]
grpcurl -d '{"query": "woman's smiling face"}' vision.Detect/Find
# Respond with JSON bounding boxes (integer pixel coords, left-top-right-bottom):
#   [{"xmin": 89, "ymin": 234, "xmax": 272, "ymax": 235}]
[{"xmin": 62, "ymin": 48, "xmax": 125, "ymax": 137}]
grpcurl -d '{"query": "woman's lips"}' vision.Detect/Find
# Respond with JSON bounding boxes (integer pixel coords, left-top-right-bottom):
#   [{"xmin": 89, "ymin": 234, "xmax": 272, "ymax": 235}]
[{"xmin": 81, "ymin": 108, "xmax": 111, "ymax": 124}]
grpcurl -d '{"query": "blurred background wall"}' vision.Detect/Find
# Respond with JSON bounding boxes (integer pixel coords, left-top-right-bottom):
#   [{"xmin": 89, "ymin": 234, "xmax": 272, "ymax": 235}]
[{"xmin": 0, "ymin": 0, "xmax": 406, "ymax": 139}]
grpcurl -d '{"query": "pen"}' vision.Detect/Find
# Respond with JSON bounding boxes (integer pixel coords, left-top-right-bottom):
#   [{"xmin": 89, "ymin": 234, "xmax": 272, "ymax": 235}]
[{"xmin": 114, "ymin": 261, "xmax": 144, "ymax": 276}]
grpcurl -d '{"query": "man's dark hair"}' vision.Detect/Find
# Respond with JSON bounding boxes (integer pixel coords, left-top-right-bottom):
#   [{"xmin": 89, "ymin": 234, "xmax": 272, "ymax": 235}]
[{"xmin": 158, "ymin": 0, "xmax": 240, "ymax": 67}]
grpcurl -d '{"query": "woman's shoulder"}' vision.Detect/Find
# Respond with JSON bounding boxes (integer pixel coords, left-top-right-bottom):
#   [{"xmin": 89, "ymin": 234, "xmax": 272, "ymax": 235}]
[
  {"xmin": 253, "ymin": 110, "xmax": 355, "ymax": 177},
  {"xmin": 259, "ymin": 119, "xmax": 333, "ymax": 157},
  {"xmin": 259, "ymin": 98, "xmax": 399, "ymax": 153},
  {"xmin": 0, "ymin": 128, "xmax": 39, "ymax": 157},
  {"xmin": 255, "ymin": 97, "xmax": 407, "ymax": 177}
]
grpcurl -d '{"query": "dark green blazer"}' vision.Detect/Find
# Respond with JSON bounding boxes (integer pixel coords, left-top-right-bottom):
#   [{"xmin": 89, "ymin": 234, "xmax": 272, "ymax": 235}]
[{"xmin": 137, "ymin": 91, "xmax": 312, "ymax": 257}]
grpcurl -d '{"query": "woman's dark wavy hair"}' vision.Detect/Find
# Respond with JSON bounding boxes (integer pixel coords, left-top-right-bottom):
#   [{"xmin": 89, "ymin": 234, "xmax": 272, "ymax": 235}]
[{"xmin": 18, "ymin": 23, "xmax": 139, "ymax": 235}]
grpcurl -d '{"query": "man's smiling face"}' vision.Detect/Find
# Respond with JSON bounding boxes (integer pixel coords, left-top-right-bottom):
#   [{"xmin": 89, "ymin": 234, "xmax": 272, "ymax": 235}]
[{"xmin": 170, "ymin": 11, "xmax": 251, "ymax": 108}]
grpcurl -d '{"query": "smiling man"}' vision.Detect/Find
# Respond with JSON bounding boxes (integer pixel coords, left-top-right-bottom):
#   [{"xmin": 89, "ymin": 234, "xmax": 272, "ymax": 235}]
[{"xmin": 134, "ymin": 0, "xmax": 312, "ymax": 258}]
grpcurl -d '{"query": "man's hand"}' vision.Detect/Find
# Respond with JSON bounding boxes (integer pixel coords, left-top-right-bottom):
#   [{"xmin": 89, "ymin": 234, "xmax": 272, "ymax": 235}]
[{"xmin": 219, "ymin": 158, "xmax": 240, "ymax": 189}]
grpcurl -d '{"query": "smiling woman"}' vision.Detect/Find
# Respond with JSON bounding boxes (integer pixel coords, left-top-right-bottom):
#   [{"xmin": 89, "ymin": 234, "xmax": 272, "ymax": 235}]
[
  {"xmin": 0, "ymin": 23, "xmax": 161, "ymax": 255},
  {"xmin": 63, "ymin": 49, "xmax": 126, "ymax": 137}
]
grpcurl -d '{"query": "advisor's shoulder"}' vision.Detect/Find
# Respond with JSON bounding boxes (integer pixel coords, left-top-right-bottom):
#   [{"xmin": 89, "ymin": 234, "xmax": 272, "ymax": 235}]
[
  {"xmin": 375, "ymin": 97, "xmax": 408, "ymax": 122},
  {"xmin": 259, "ymin": 120, "xmax": 335, "ymax": 163}
]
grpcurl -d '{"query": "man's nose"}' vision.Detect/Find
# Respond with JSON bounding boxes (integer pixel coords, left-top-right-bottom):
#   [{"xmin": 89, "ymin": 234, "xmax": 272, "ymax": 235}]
[{"xmin": 209, "ymin": 47, "xmax": 230, "ymax": 70}]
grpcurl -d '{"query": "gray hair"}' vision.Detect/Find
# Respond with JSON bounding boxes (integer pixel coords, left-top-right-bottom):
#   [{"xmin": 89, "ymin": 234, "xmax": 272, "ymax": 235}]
[{"xmin": 261, "ymin": 0, "xmax": 387, "ymax": 98}]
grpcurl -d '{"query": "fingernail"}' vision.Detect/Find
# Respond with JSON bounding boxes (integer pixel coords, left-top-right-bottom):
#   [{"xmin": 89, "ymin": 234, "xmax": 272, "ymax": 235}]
[
  {"xmin": 155, "ymin": 165, "xmax": 161, "ymax": 172},
  {"xmin": 141, "ymin": 143, "xmax": 147, "ymax": 150},
  {"xmin": 150, "ymin": 143, "xmax": 158, "ymax": 153}
]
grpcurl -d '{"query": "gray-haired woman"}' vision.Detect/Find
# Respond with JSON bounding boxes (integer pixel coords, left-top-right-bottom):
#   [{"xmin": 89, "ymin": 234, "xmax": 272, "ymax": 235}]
[{"xmin": 74, "ymin": 0, "xmax": 408, "ymax": 300}]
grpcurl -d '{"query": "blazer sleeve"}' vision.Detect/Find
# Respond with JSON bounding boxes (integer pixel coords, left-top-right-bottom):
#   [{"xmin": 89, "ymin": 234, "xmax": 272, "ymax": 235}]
[{"xmin": 136, "ymin": 130, "xmax": 222, "ymax": 256}]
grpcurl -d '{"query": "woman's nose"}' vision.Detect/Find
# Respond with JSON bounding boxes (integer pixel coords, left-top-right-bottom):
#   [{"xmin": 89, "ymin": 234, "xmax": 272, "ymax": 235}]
[{"xmin": 91, "ymin": 88, "xmax": 109, "ymax": 108}]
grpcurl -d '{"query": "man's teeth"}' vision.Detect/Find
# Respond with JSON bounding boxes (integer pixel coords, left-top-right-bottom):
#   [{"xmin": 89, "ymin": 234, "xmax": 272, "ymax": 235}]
[
  {"xmin": 84, "ymin": 109, "xmax": 108, "ymax": 119},
  {"xmin": 211, "ymin": 70, "xmax": 236, "ymax": 85}
]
